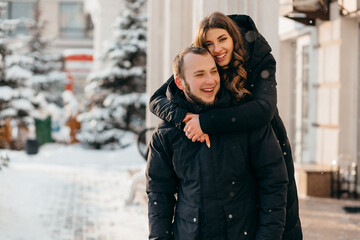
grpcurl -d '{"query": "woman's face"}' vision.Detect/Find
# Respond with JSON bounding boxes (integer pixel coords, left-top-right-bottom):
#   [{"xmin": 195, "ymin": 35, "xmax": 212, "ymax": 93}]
[{"xmin": 205, "ymin": 28, "xmax": 234, "ymax": 67}]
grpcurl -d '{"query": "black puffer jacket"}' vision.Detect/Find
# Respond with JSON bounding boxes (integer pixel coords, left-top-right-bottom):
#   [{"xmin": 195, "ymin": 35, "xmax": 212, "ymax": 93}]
[
  {"xmin": 146, "ymin": 85, "xmax": 288, "ymax": 240},
  {"xmin": 149, "ymin": 14, "xmax": 302, "ymax": 240}
]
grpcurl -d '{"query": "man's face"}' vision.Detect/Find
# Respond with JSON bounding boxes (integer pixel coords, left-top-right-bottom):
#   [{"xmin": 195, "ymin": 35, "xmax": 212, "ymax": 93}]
[{"xmin": 179, "ymin": 52, "xmax": 220, "ymax": 105}]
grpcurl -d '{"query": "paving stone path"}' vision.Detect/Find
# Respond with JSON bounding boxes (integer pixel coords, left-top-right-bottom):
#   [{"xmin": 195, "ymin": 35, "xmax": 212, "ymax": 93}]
[
  {"xmin": 0, "ymin": 146, "xmax": 148, "ymax": 240},
  {"xmin": 300, "ymin": 197, "xmax": 360, "ymax": 240}
]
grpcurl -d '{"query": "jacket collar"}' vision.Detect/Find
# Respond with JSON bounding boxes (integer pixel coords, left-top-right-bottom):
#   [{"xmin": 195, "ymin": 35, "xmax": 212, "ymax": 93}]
[{"xmin": 227, "ymin": 14, "xmax": 272, "ymax": 70}]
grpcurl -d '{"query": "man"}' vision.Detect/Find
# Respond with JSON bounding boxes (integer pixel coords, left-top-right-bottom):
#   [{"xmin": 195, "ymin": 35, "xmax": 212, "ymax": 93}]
[{"xmin": 146, "ymin": 46, "xmax": 288, "ymax": 240}]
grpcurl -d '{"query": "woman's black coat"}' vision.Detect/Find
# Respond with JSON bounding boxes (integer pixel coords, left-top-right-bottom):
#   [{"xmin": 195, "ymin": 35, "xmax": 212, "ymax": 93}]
[
  {"xmin": 149, "ymin": 14, "xmax": 302, "ymax": 240},
  {"xmin": 147, "ymin": 86, "xmax": 288, "ymax": 240}
]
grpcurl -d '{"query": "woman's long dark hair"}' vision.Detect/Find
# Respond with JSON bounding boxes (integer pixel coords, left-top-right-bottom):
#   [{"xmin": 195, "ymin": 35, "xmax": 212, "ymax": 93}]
[{"xmin": 193, "ymin": 12, "xmax": 250, "ymax": 101}]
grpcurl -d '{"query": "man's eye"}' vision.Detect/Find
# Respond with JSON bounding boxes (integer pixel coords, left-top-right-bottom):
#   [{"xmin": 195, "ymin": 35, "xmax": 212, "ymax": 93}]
[{"xmin": 195, "ymin": 74, "xmax": 203, "ymax": 77}]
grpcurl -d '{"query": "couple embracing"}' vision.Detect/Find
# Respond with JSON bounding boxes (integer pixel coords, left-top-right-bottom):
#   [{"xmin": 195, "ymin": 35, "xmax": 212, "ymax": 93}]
[{"xmin": 146, "ymin": 12, "xmax": 302, "ymax": 240}]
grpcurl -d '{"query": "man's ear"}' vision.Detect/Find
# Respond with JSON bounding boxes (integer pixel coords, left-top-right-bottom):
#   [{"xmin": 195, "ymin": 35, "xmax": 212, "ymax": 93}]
[{"xmin": 174, "ymin": 77, "xmax": 184, "ymax": 90}]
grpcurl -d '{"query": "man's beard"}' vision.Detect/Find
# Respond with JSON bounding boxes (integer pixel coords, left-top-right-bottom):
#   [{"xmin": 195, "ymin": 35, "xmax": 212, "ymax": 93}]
[{"xmin": 183, "ymin": 82, "xmax": 214, "ymax": 106}]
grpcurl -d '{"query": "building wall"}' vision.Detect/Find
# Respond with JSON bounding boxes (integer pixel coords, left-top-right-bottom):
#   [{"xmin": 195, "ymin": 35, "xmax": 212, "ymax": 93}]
[
  {"xmin": 338, "ymin": 17, "xmax": 358, "ymax": 163},
  {"xmin": 146, "ymin": 0, "xmax": 280, "ymax": 128},
  {"xmin": 314, "ymin": 7, "xmax": 359, "ymax": 167},
  {"xmin": 315, "ymin": 19, "xmax": 341, "ymax": 166},
  {"xmin": 40, "ymin": 0, "xmax": 93, "ymax": 53},
  {"xmin": 3, "ymin": 0, "xmax": 93, "ymax": 53},
  {"xmin": 41, "ymin": 0, "xmax": 59, "ymax": 38},
  {"xmin": 279, "ymin": 1, "xmax": 360, "ymax": 194}
]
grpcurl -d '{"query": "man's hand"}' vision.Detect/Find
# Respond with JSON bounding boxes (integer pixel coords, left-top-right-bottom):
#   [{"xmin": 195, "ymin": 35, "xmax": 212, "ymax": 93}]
[{"xmin": 183, "ymin": 113, "xmax": 210, "ymax": 148}]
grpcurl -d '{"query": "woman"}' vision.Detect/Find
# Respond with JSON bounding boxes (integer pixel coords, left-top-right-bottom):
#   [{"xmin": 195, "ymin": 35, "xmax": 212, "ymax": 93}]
[{"xmin": 149, "ymin": 12, "xmax": 302, "ymax": 240}]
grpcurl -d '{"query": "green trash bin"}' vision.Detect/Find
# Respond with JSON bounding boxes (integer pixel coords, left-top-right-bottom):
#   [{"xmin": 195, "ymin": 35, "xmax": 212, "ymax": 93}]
[{"xmin": 35, "ymin": 116, "xmax": 53, "ymax": 146}]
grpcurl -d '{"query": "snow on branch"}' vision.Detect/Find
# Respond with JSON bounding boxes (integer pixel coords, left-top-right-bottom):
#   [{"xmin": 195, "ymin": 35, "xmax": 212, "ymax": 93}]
[
  {"xmin": 0, "ymin": 86, "xmax": 15, "ymax": 101},
  {"xmin": 103, "ymin": 92, "xmax": 146, "ymax": 108},
  {"xmin": 5, "ymin": 65, "xmax": 33, "ymax": 82}
]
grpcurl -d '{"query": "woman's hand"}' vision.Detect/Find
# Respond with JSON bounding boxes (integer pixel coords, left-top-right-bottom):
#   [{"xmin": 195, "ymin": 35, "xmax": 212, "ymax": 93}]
[
  {"xmin": 183, "ymin": 113, "xmax": 210, "ymax": 148},
  {"xmin": 198, "ymin": 134, "xmax": 211, "ymax": 148}
]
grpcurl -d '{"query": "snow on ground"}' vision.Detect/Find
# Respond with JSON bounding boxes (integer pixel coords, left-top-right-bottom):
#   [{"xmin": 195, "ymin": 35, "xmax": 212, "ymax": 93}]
[{"xmin": 0, "ymin": 142, "xmax": 148, "ymax": 240}]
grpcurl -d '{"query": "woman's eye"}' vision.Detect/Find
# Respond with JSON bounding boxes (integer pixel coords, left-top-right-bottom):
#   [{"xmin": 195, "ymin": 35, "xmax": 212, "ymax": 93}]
[{"xmin": 220, "ymin": 38, "xmax": 227, "ymax": 42}]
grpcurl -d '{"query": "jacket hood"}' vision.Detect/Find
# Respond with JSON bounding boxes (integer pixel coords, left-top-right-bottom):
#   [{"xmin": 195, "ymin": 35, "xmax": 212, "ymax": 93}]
[
  {"xmin": 227, "ymin": 14, "xmax": 272, "ymax": 70},
  {"xmin": 165, "ymin": 76, "xmax": 232, "ymax": 114}
]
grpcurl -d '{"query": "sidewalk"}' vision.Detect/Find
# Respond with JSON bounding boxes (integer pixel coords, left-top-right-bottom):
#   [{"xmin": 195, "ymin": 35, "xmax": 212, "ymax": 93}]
[
  {"xmin": 299, "ymin": 196, "xmax": 360, "ymax": 240},
  {"xmin": 0, "ymin": 144, "xmax": 148, "ymax": 240},
  {"xmin": 1, "ymin": 143, "xmax": 359, "ymax": 240}
]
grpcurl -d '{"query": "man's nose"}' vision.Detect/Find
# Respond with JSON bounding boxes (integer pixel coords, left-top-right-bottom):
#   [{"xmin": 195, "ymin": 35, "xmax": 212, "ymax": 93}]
[{"xmin": 205, "ymin": 75, "xmax": 216, "ymax": 84}]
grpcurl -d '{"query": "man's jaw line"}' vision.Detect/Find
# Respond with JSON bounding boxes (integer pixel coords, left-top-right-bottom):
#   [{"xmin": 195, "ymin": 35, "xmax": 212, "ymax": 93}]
[{"xmin": 185, "ymin": 90, "xmax": 216, "ymax": 106}]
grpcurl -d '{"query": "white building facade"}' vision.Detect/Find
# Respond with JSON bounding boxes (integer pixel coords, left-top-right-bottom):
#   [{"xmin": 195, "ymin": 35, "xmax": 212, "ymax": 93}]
[{"xmin": 279, "ymin": 0, "xmax": 360, "ymax": 196}]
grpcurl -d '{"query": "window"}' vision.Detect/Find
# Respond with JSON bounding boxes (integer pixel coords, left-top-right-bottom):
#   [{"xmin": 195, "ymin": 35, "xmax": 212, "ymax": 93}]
[
  {"xmin": 59, "ymin": 2, "xmax": 93, "ymax": 39},
  {"xmin": 293, "ymin": 35, "xmax": 313, "ymax": 163},
  {"xmin": 2, "ymin": 1, "xmax": 36, "ymax": 35}
]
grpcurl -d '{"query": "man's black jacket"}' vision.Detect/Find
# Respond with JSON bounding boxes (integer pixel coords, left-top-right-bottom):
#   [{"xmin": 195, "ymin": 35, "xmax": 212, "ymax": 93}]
[{"xmin": 146, "ymin": 86, "xmax": 288, "ymax": 240}]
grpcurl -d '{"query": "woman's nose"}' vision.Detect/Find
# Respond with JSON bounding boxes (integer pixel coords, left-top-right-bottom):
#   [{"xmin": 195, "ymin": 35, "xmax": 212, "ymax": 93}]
[{"xmin": 213, "ymin": 43, "xmax": 220, "ymax": 53}]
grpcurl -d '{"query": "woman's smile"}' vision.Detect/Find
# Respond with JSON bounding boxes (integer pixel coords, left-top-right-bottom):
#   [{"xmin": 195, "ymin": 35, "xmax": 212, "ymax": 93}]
[{"xmin": 205, "ymin": 28, "xmax": 234, "ymax": 67}]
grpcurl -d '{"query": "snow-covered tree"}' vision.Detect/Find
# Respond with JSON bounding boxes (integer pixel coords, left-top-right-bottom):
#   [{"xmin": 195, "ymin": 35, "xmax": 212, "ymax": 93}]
[
  {"xmin": 0, "ymin": 2, "xmax": 21, "ymax": 85},
  {"xmin": 0, "ymin": 2, "xmax": 30, "ymax": 119},
  {"xmin": 0, "ymin": 1, "xmax": 67, "ymax": 148},
  {"xmin": 78, "ymin": 0, "xmax": 147, "ymax": 149},
  {"xmin": 22, "ymin": 0, "xmax": 66, "ymax": 107},
  {"xmin": 0, "ymin": 2, "xmax": 34, "ymax": 149}
]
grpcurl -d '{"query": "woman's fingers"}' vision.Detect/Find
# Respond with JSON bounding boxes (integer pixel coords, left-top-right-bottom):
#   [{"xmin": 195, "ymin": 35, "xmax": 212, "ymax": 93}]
[
  {"xmin": 183, "ymin": 113, "xmax": 195, "ymax": 124},
  {"xmin": 184, "ymin": 114, "xmax": 203, "ymax": 137},
  {"xmin": 183, "ymin": 114, "xmax": 208, "ymax": 146},
  {"xmin": 186, "ymin": 133, "xmax": 210, "ymax": 148},
  {"xmin": 187, "ymin": 131, "xmax": 197, "ymax": 141},
  {"xmin": 198, "ymin": 135, "xmax": 206, "ymax": 143},
  {"xmin": 191, "ymin": 133, "xmax": 202, "ymax": 142},
  {"xmin": 204, "ymin": 134, "xmax": 211, "ymax": 148}
]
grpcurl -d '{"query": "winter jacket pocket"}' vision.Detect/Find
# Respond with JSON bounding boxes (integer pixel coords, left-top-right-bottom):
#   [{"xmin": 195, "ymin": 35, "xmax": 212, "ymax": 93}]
[
  {"xmin": 224, "ymin": 200, "xmax": 259, "ymax": 240},
  {"xmin": 173, "ymin": 202, "xmax": 200, "ymax": 240}
]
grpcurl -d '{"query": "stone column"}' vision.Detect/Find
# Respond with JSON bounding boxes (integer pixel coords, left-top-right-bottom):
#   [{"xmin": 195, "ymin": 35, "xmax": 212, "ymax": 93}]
[
  {"xmin": 85, "ymin": 0, "xmax": 124, "ymax": 71},
  {"xmin": 146, "ymin": 0, "xmax": 193, "ymax": 128}
]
